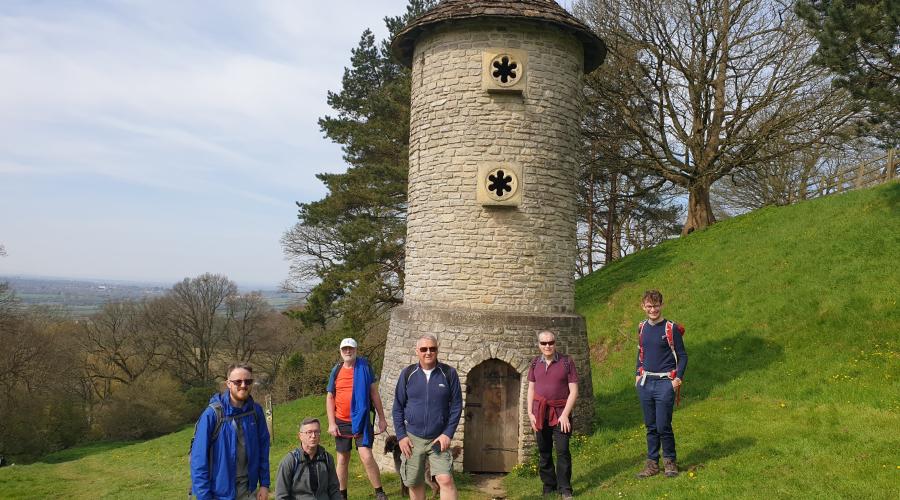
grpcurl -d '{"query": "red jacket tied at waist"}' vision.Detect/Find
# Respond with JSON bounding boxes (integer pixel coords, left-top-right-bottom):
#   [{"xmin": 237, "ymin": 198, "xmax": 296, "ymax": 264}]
[{"xmin": 533, "ymin": 393, "xmax": 568, "ymax": 430}]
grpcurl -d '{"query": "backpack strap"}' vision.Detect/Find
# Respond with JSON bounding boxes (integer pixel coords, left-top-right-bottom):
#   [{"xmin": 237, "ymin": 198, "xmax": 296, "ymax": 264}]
[
  {"xmin": 401, "ymin": 363, "xmax": 418, "ymax": 390},
  {"xmin": 664, "ymin": 321, "xmax": 676, "ymax": 379},
  {"xmin": 664, "ymin": 321, "xmax": 685, "ymax": 380},
  {"xmin": 530, "ymin": 355, "xmax": 541, "ymax": 372},
  {"xmin": 208, "ymin": 402, "xmax": 225, "ymax": 441},
  {"xmin": 290, "ymin": 449, "xmax": 308, "ymax": 492},
  {"xmin": 637, "ymin": 320, "xmax": 647, "ymax": 376},
  {"xmin": 291, "ymin": 448, "xmax": 333, "ymax": 493},
  {"xmin": 436, "ymin": 362, "xmax": 449, "ymax": 383}
]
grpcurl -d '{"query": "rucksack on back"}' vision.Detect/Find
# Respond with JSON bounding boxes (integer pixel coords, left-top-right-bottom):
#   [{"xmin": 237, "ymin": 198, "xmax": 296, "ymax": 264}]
[
  {"xmin": 188, "ymin": 400, "xmax": 260, "ymax": 496},
  {"xmin": 637, "ymin": 320, "xmax": 685, "ymax": 406},
  {"xmin": 288, "ymin": 448, "xmax": 334, "ymax": 492}
]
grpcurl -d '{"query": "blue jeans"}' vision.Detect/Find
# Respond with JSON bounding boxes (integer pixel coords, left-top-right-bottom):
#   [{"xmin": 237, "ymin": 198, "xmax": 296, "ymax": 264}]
[{"xmin": 637, "ymin": 377, "xmax": 676, "ymax": 461}]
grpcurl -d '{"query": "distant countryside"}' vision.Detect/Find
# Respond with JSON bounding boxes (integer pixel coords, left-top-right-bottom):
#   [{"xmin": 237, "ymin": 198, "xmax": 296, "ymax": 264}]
[{"xmin": 0, "ymin": 276, "xmax": 298, "ymax": 317}]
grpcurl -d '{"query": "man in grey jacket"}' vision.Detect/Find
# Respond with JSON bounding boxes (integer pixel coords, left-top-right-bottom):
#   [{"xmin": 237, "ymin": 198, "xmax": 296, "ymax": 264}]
[{"xmin": 275, "ymin": 418, "xmax": 341, "ymax": 500}]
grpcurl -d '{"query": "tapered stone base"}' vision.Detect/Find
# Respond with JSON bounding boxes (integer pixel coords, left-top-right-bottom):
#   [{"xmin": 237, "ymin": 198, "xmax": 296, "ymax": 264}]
[{"xmin": 374, "ymin": 305, "xmax": 594, "ymax": 472}]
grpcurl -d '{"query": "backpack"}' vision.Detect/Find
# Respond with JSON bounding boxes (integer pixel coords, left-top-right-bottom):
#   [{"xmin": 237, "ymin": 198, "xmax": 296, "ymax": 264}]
[
  {"xmin": 288, "ymin": 448, "xmax": 334, "ymax": 493},
  {"xmin": 188, "ymin": 400, "xmax": 260, "ymax": 496},
  {"xmin": 638, "ymin": 320, "xmax": 685, "ymax": 405}
]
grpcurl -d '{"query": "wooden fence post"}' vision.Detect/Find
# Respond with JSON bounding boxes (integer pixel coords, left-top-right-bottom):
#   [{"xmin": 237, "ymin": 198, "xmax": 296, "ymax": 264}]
[
  {"xmin": 265, "ymin": 394, "xmax": 274, "ymax": 441},
  {"xmin": 888, "ymin": 148, "xmax": 895, "ymax": 181}
]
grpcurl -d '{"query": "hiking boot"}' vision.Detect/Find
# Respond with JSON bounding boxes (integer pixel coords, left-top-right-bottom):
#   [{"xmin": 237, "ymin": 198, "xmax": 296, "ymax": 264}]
[
  {"xmin": 374, "ymin": 491, "xmax": 389, "ymax": 500},
  {"xmin": 663, "ymin": 457, "xmax": 679, "ymax": 477},
  {"xmin": 560, "ymin": 490, "xmax": 574, "ymax": 499},
  {"xmin": 542, "ymin": 486, "xmax": 557, "ymax": 498},
  {"xmin": 636, "ymin": 459, "xmax": 659, "ymax": 478}
]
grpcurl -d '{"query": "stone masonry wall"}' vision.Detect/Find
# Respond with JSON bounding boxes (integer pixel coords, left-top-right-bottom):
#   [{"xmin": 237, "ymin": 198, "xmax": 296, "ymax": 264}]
[
  {"xmin": 375, "ymin": 306, "xmax": 594, "ymax": 470},
  {"xmin": 376, "ymin": 19, "xmax": 595, "ymax": 472},
  {"xmin": 403, "ymin": 20, "xmax": 584, "ymax": 314}
]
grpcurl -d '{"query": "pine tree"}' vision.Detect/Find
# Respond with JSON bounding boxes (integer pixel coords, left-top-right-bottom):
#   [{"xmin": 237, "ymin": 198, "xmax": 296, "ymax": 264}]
[
  {"xmin": 282, "ymin": 1, "xmax": 435, "ymax": 339},
  {"xmin": 796, "ymin": 1, "xmax": 899, "ymax": 147}
]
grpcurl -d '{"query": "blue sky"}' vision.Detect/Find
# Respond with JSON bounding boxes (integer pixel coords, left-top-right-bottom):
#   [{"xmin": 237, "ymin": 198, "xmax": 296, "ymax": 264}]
[{"xmin": 0, "ymin": 0, "xmax": 405, "ymax": 288}]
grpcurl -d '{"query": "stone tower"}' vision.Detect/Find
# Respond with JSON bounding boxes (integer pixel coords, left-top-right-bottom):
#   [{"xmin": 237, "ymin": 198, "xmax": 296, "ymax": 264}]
[{"xmin": 377, "ymin": 0, "xmax": 606, "ymax": 473}]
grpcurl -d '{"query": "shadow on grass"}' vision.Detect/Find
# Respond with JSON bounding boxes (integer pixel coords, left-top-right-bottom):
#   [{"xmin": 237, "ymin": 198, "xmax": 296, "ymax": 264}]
[
  {"xmin": 570, "ymin": 436, "xmax": 756, "ymax": 496},
  {"xmin": 593, "ymin": 333, "xmax": 784, "ymax": 432},
  {"xmin": 875, "ymin": 180, "xmax": 900, "ymax": 213},
  {"xmin": 576, "ymin": 245, "xmax": 675, "ymax": 307},
  {"xmin": 37, "ymin": 440, "xmax": 136, "ymax": 464},
  {"xmin": 680, "ymin": 436, "xmax": 756, "ymax": 471}
]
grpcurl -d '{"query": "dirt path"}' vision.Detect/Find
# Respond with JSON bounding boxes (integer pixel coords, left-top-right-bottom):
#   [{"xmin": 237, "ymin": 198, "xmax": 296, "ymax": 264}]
[{"xmin": 470, "ymin": 472, "xmax": 507, "ymax": 499}]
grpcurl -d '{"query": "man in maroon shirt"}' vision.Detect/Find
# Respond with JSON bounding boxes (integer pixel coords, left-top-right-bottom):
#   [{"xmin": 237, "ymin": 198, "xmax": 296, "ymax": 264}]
[{"xmin": 527, "ymin": 330, "xmax": 578, "ymax": 499}]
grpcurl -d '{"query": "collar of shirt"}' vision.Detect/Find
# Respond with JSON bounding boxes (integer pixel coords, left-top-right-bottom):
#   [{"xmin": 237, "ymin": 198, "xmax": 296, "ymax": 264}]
[{"xmin": 540, "ymin": 352, "xmax": 560, "ymax": 365}]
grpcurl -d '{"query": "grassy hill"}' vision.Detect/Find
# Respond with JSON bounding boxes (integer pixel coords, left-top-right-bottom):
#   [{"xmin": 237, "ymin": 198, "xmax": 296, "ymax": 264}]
[{"xmin": 1, "ymin": 182, "xmax": 897, "ymax": 498}]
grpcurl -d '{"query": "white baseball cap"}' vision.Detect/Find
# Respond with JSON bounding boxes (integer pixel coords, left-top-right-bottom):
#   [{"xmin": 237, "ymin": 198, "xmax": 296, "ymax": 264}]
[{"xmin": 339, "ymin": 338, "xmax": 358, "ymax": 349}]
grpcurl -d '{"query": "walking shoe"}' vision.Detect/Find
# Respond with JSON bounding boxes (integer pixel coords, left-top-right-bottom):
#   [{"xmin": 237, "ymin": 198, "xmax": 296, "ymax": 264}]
[
  {"xmin": 636, "ymin": 459, "xmax": 659, "ymax": 478},
  {"xmin": 663, "ymin": 457, "xmax": 679, "ymax": 477},
  {"xmin": 560, "ymin": 490, "xmax": 574, "ymax": 499},
  {"xmin": 374, "ymin": 491, "xmax": 389, "ymax": 500},
  {"xmin": 542, "ymin": 486, "xmax": 556, "ymax": 498}
]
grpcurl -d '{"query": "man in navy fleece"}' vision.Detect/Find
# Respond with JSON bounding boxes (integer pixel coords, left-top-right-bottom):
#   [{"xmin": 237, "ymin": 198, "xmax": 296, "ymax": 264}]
[
  {"xmin": 392, "ymin": 334, "xmax": 462, "ymax": 500},
  {"xmin": 635, "ymin": 290, "xmax": 688, "ymax": 479}
]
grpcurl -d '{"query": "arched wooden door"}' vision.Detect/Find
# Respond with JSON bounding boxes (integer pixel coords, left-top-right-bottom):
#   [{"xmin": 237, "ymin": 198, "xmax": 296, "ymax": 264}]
[{"xmin": 463, "ymin": 359, "xmax": 520, "ymax": 472}]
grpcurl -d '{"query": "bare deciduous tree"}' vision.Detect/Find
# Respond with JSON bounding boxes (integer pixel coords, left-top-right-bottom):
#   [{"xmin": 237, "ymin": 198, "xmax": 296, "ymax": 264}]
[
  {"xmin": 223, "ymin": 292, "xmax": 272, "ymax": 363},
  {"xmin": 147, "ymin": 273, "xmax": 237, "ymax": 385},
  {"xmin": 79, "ymin": 301, "xmax": 163, "ymax": 390},
  {"xmin": 577, "ymin": 0, "xmax": 855, "ymax": 234},
  {"xmin": 712, "ymin": 137, "xmax": 883, "ymax": 213}
]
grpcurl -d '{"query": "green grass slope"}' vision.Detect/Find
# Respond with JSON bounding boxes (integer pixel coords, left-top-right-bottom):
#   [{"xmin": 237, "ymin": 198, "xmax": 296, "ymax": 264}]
[
  {"xmin": 504, "ymin": 181, "xmax": 899, "ymax": 499},
  {"xmin": 1, "ymin": 183, "xmax": 897, "ymax": 499}
]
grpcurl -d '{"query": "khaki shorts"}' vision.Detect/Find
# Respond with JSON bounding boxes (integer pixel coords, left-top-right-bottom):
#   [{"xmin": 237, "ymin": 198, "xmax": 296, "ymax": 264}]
[{"xmin": 400, "ymin": 432, "xmax": 453, "ymax": 487}]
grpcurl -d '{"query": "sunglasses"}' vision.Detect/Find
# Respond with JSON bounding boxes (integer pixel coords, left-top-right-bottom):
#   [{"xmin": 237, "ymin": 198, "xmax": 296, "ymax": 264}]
[
  {"xmin": 418, "ymin": 346, "xmax": 438, "ymax": 353},
  {"xmin": 539, "ymin": 341, "xmax": 555, "ymax": 346},
  {"xmin": 229, "ymin": 379, "xmax": 254, "ymax": 387}
]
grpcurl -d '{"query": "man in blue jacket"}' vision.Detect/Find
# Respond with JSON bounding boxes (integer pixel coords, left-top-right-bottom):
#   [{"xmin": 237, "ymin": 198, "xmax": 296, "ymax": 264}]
[
  {"xmin": 392, "ymin": 334, "xmax": 462, "ymax": 500},
  {"xmin": 190, "ymin": 363, "xmax": 271, "ymax": 499}
]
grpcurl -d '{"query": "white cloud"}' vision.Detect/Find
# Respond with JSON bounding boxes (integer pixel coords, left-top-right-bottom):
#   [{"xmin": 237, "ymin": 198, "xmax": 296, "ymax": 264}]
[{"xmin": 0, "ymin": 0, "xmax": 407, "ymax": 285}]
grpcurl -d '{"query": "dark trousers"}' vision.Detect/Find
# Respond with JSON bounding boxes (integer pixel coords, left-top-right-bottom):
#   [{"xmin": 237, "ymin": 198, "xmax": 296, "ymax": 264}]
[
  {"xmin": 535, "ymin": 420, "xmax": 572, "ymax": 494},
  {"xmin": 637, "ymin": 377, "xmax": 676, "ymax": 461}
]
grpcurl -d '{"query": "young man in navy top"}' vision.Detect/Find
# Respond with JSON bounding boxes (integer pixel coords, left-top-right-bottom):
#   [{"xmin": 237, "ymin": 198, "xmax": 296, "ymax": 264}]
[
  {"xmin": 527, "ymin": 330, "xmax": 578, "ymax": 499},
  {"xmin": 635, "ymin": 290, "xmax": 687, "ymax": 478}
]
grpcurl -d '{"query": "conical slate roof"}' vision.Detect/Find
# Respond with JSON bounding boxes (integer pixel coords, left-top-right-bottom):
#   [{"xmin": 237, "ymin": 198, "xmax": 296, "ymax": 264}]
[{"xmin": 391, "ymin": 0, "xmax": 606, "ymax": 73}]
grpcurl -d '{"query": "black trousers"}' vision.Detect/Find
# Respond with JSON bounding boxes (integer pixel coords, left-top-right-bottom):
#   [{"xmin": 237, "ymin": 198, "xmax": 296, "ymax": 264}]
[{"xmin": 535, "ymin": 420, "xmax": 572, "ymax": 494}]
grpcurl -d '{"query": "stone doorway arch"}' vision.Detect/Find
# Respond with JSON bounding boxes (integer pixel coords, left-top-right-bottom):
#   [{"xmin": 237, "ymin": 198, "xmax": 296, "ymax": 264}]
[{"xmin": 463, "ymin": 358, "xmax": 520, "ymax": 472}]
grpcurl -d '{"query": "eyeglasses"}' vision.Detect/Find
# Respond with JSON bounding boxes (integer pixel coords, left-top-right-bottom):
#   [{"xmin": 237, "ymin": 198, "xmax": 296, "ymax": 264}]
[
  {"xmin": 418, "ymin": 346, "xmax": 438, "ymax": 353},
  {"xmin": 229, "ymin": 379, "xmax": 254, "ymax": 387},
  {"xmin": 301, "ymin": 430, "xmax": 321, "ymax": 436},
  {"xmin": 539, "ymin": 341, "xmax": 555, "ymax": 346}
]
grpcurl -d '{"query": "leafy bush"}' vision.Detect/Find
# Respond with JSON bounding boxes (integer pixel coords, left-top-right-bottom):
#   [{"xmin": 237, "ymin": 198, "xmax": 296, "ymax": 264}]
[{"xmin": 95, "ymin": 373, "xmax": 191, "ymax": 440}]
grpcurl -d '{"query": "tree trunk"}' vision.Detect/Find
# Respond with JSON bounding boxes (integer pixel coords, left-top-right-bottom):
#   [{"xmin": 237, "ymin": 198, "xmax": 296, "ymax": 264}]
[
  {"xmin": 604, "ymin": 172, "xmax": 619, "ymax": 264},
  {"xmin": 585, "ymin": 170, "xmax": 595, "ymax": 274},
  {"xmin": 682, "ymin": 179, "xmax": 716, "ymax": 235}
]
